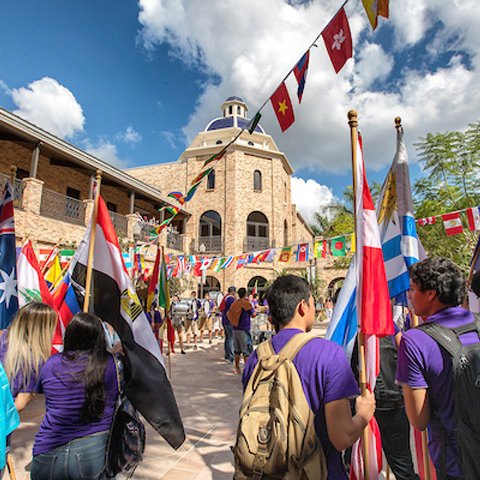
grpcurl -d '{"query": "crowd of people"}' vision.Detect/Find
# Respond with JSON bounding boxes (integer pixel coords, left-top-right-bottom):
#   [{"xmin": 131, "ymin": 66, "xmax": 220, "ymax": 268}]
[{"xmin": 1, "ymin": 256, "xmax": 480, "ymax": 479}]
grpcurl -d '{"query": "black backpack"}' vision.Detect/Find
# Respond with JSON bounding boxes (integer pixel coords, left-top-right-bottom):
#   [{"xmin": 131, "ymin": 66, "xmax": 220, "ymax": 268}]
[{"xmin": 416, "ymin": 315, "xmax": 480, "ymax": 480}]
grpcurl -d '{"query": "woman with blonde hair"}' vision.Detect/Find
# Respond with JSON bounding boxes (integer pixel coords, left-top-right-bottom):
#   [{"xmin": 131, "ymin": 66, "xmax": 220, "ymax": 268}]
[{"xmin": 0, "ymin": 302, "xmax": 57, "ymax": 411}]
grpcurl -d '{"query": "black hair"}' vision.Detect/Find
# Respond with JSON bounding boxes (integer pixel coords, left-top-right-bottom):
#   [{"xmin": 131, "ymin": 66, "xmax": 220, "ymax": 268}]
[
  {"xmin": 265, "ymin": 275, "xmax": 311, "ymax": 330},
  {"xmin": 63, "ymin": 312, "xmax": 109, "ymax": 423},
  {"xmin": 472, "ymin": 270, "xmax": 480, "ymax": 298},
  {"xmin": 253, "ymin": 293, "xmax": 258, "ymax": 300},
  {"xmin": 228, "ymin": 286, "xmax": 236, "ymax": 293},
  {"xmin": 238, "ymin": 287, "xmax": 247, "ymax": 298},
  {"xmin": 408, "ymin": 257, "xmax": 466, "ymax": 307}
]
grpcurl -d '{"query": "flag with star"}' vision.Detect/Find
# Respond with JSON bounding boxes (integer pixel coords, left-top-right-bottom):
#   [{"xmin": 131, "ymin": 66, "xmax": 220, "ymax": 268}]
[
  {"xmin": 0, "ymin": 181, "xmax": 18, "ymax": 329},
  {"xmin": 270, "ymin": 82, "xmax": 295, "ymax": 132},
  {"xmin": 322, "ymin": 7, "xmax": 353, "ymax": 74}
]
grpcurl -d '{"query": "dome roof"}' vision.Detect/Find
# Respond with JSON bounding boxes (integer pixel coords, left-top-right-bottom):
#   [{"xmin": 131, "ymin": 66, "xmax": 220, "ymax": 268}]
[{"xmin": 205, "ymin": 97, "xmax": 265, "ymax": 134}]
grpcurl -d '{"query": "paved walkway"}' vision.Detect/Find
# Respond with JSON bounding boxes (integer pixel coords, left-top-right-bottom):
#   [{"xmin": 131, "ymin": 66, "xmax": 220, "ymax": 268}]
[{"xmin": 9, "ymin": 322, "xmax": 395, "ymax": 479}]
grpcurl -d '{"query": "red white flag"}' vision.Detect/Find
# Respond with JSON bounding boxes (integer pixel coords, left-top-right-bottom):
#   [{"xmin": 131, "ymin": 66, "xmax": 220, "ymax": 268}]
[
  {"xmin": 418, "ymin": 216, "xmax": 436, "ymax": 226},
  {"xmin": 350, "ymin": 132, "xmax": 392, "ymax": 480},
  {"xmin": 270, "ymin": 82, "xmax": 295, "ymax": 132},
  {"xmin": 442, "ymin": 212, "xmax": 463, "ymax": 236},
  {"xmin": 297, "ymin": 243, "xmax": 309, "ymax": 262},
  {"xmin": 322, "ymin": 8, "xmax": 353, "ymax": 74},
  {"xmin": 467, "ymin": 207, "xmax": 480, "ymax": 231}
]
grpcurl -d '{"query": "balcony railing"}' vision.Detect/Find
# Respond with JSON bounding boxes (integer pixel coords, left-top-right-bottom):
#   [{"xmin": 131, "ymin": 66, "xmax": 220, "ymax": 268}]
[
  {"xmin": 108, "ymin": 210, "xmax": 128, "ymax": 237},
  {"xmin": 243, "ymin": 236, "xmax": 276, "ymax": 252},
  {"xmin": 192, "ymin": 236, "xmax": 224, "ymax": 253},
  {"xmin": 40, "ymin": 189, "xmax": 86, "ymax": 225},
  {"xmin": 167, "ymin": 231, "xmax": 183, "ymax": 251},
  {"xmin": 0, "ymin": 174, "xmax": 25, "ymax": 208}
]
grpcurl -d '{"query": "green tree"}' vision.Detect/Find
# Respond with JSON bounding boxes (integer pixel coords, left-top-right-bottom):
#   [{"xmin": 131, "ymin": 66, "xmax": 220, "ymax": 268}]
[{"xmin": 413, "ymin": 122, "xmax": 480, "ymax": 271}]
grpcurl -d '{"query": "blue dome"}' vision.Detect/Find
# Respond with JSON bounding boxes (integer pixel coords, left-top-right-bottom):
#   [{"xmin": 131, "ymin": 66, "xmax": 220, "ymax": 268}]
[
  {"xmin": 206, "ymin": 117, "xmax": 234, "ymax": 131},
  {"xmin": 237, "ymin": 117, "xmax": 264, "ymax": 134},
  {"xmin": 225, "ymin": 96, "xmax": 244, "ymax": 103}
]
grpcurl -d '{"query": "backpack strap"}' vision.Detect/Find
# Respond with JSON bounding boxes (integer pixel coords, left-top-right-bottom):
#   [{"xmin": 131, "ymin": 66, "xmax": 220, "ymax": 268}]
[
  {"xmin": 278, "ymin": 332, "xmax": 316, "ymax": 362},
  {"xmin": 256, "ymin": 338, "xmax": 275, "ymax": 359}
]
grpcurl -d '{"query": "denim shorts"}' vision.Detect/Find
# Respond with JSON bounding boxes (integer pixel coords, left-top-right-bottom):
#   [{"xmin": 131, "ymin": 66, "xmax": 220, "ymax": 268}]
[{"xmin": 31, "ymin": 431, "xmax": 109, "ymax": 480}]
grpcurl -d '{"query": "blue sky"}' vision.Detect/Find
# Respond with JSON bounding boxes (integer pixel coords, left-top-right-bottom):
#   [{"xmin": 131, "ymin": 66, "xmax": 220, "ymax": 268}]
[{"xmin": 1, "ymin": 0, "xmax": 479, "ymax": 225}]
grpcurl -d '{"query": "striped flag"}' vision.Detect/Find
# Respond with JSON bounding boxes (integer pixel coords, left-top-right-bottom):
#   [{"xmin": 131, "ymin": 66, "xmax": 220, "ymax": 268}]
[
  {"xmin": 222, "ymin": 256, "xmax": 234, "ymax": 269},
  {"xmin": 442, "ymin": 212, "xmax": 463, "ymax": 235},
  {"xmin": 69, "ymin": 195, "xmax": 185, "ymax": 449},
  {"xmin": 146, "ymin": 246, "xmax": 161, "ymax": 311},
  {"xmin": 467, "ymin": 207, "xmax": 480, "ymax": 231},
  {"xmin": 176, "ymin": 255, "xmax": 186, "ymax": 270}
]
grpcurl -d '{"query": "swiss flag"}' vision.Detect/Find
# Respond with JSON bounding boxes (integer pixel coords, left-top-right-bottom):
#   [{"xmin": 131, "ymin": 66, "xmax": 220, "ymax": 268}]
[
  {"xmin": 322, "ymin": 8, "xmax": 353, "ymax": 74},
  {"xmin": 270, "ymin": 82, "xmax": 295, "ymax": 132}
]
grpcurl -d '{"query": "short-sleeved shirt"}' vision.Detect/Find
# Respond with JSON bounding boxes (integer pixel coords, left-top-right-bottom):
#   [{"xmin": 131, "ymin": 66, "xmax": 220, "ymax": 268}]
[
  {"xmin": 0, "ymin": 331, "xmax": 39, "ymax": 399},
  {"xmin": 221, "ymin": 294, "xmax": 235, "ymax": 326},
  {"xmin": 243, "ymin": 328, "xmax": 359, "ymax": 479},
  {"xmin": 396, "ymin": 306, "xmax": 478, "ymax": 478},
  {"xmin": 33, "ymin": 352, "xmax": 118, "ymax": 455},
  {"xmin": 234, "ymin": 303, "xmax": 255, "ymax": 331}
]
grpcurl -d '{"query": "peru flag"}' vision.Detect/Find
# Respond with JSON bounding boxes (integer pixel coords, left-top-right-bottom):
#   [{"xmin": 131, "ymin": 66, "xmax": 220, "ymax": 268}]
[
  {"xmin": 441, "ymin": 212, "xmax": 463, "ymax": 236},
  {"xmin": 467, "ymin": 207, "xmax": 480, "ymax": 231},
  {"xmin": 350, "ymin": 132, "xmax": 392, "ymax": 480}
]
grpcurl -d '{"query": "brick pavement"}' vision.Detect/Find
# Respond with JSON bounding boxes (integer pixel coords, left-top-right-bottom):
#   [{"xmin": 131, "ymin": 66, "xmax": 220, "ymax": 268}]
[{"xmin": 8, "ymin": 322, "xmax": 394, "ymax": 479}]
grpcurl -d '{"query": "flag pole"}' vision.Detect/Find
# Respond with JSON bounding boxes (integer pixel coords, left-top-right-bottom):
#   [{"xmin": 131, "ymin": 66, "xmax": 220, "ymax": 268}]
[
  {"xmin": 410, "ymin": 312, "xmax": 432, "ymax": 480},
  {"xmin": 348, "ymin": 110, "xmax": 370, "ymax": 480},
  {"xmin": 83, "ymin": 170, "xmax": 102, "ymax": 312},
  {"xmin": 162, "ymin": 244, "xmax": 172, "ymax": 380}
]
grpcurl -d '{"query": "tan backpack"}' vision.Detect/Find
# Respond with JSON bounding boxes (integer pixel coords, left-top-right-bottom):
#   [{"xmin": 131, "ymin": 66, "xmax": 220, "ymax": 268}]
[{"xmin": 233, "ymin": 333, "xmax": 327, "ymax": 480}]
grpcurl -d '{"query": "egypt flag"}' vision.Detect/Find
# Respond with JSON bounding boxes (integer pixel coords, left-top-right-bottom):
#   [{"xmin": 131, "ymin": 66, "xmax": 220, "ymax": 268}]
[{"xmin": 69, "ymin": 195, "xmax": 185, "ymax": 449}]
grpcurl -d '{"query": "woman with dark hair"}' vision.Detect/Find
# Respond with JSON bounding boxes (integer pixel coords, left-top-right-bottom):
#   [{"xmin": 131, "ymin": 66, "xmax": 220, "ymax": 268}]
[{"xmin": 31, "ymin": 313, "xmax": 118, "ymax": 480}]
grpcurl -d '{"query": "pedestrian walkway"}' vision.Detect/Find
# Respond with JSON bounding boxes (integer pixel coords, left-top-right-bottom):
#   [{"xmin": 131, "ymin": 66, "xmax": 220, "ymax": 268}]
[{"xmin": 8, "ymin": 323, "xmax": 395, "ymax": 479}]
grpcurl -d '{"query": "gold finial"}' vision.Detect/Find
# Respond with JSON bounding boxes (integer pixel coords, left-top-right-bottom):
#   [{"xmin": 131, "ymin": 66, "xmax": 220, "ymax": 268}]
[
  {"xmin": 348, "ymin": 110, "xmax": 358, "ymax": 127},
  {"xmin": 10, "ymin": 165, "xmax": 17, "ymax": 185},
  {"xmin": 395, "ymin": 117, "xmax": 402, "ymax": 129},
  {"xmin": 96, "ymin": 169, "xmax": 102, "ymax": 181}
]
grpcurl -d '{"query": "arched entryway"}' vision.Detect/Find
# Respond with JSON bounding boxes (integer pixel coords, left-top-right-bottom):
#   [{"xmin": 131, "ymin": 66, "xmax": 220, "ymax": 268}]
[{"xmin": 248, "ymin": 276, "xmax": 268, "ymax": 297}]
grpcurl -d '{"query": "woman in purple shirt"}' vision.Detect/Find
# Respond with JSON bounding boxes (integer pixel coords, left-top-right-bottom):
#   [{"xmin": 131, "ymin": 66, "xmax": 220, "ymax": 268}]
[{"xmin": 31, "ymin": 313, "xmax": 118, "ymax": 480}]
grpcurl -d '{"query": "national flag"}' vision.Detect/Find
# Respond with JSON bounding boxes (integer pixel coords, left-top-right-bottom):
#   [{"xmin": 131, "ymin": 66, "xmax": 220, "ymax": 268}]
[
  {"xmin": 39, "ymin": 245, "xmax": 59, "ymax": 271},
  {"xmin": 122, "ymin": 252, "xmax": 132, "ymax": 269},
  {"xmin": 191, "ymin": 167, "xmax": 214, "ymax": 187},
  {"xmin": 151, "ymin": 218, "xmax": 171, "ymax": 235},
  {"xmin": 296, "ymin": 243, "xmax": 309, "ymax": 262},
  {"xmin": 203, "ymin": 147, "xmax": 227, "ymax": 167},
  {"xmin": 418, "ymin": 216, "xmax": 436, "ymax": 226},
  {"xmin": 279, "ymin": 246, "xmax": 292, "ymax": 262},
  {"xmin": 252, "ymin": 280, "xmax": 258, "ymax": 297},
  {"xmin": 293, "ymin": 51, "xmax": 310, "ymax": 103},
  {"xmin": 60, "ymin": 249, "xmax": 75, "ymax": 268},
  {"xmin": 193, "ymin": 261, "xmax": 202, "ymax": 277},
  {"xmin": 158, "ymin": 250, "xmax": 175, "ymax": 354},
  {"xmin": 313, "ymin": 240, "xmax": 322, "ymax": 258},
  {"xmin": 68, "ymin": 195, "xmax": 185, "ymax": 448},
  {"xmin": 375, "ymin": 124, "xmax": 420, "ymax": 304},
  {"xmin": 322, "ymin": 8, "xmax": 353, "ymax": 74},
  {"xmin": 264, "ymin": 249, "xmax": 276, "ymax": 262},
  {"xmin": 167, "ymin": 265, "xmax": 173, "ymax": 278},
  {"xmin": 177, "ymin": 255, "xmax": 186, "ymax": 270},
  {"xmin": 362, "ymin": 0, "xmax": 389, "ymax": 30},
  {"xmin": 44, "ymin": 254, "xmax": 62, "ymax": 289},
  {"xmin": 332, "ymin": 236, "xmax": 346, "ymax": 256},
  {"xmin": 250, "ymin": 251, "xmax": 263, "ymax": 264},
  {"xmin": 185, "ymin": 182, "xmax": 200, "ymax": 202},
  {"xmin": 17, "ymin": 239, "xmax": 56, "ymax": 310},
  {"xmin": 236, "ymin": 255, "xmax": 247, "ymax": 270},
  {"xmin": 222, "ymin": 256, "xmax": 234, "ymax": 269},
  {"xmin": 349, "ymin": 233, "xmax": 356, "ymax": 253},
  {"xmin": 164, "ymin": 253, "xmax": 172, "ymax": 263},
  {"xmin": 200, "ymin": 257, "xmax": 211, "ymax": 270},
  {"xmin": 270, "ymin": 82, "xmax": 295, "ymax": 132},
  {"xmin": 147, "ymin": 246, "xmax": 161, "ymax": 312},
  {"xmin": 442, "ymin": 212, "xmax": 463, "ymax": 236},
  {"xmin": 0, "ymin": 181, "xmax": 18, "ymax": 330},
  {"xmin": 189, "ymin": 255, "xmax": 198, "ymax": 264},
  {"xmin": 467, "ymin": 207, "xmax": 480, "ymax": 231},
  {"xmin": 247, "ymin": 112, "xmax": 262, "ymax": 134},
  {"xmin": 350, "ymin": 131, "xmax": 392, "ymax": 480},
  {"xmin": 167, "ymin": 192, "xmax": 186, "ymax": 205}
]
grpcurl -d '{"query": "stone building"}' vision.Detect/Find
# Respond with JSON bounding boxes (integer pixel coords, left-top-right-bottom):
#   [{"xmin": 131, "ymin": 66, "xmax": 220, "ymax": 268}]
[{"xmin": 127, "ymin": 97, "xmax": 314, "ymax": 294}]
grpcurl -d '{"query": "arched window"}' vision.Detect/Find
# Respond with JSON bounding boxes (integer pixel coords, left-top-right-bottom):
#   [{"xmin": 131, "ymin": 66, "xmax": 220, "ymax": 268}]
[
  {"xmin": 207, "ymin": 169, "xmax": 215, "ymax": 190},
  {"xmin": 245, "ymin": 211, "xmax": 269, "ymax": 251},
  {"xmin": 216, "ymin": 140, "xmax": 223, "ymax": 145},
  {"xmin": 199, "ymin": 210, "xmax": 222, "ymax": 252},
  {"xmin": 248, "ymin": 276, "xmax": 268, "ymax": 296},
  {"xmin": 237, "ymin": 106, "xmax": 241, "ymax": 115},
  {"xmin": 253, "ymin": 170, "xmax": 262, "ymax": 191},
  {"xmin": 228, "ymin": 105, "xmax": 233, "ymax": 115}
]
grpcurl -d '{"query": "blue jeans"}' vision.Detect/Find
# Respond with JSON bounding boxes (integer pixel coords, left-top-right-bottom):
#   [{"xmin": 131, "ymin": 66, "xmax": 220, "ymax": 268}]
[
  {"xmin": 31, "ymin": 431, "xmax": 108, "ymax": 480},
  {"xmin": 224, "ymin": 323, "xmax": 234, "ymax": 361}
]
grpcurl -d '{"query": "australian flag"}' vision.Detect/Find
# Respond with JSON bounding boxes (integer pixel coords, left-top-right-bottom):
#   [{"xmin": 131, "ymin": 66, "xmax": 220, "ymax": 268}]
[
  {"xmin": 0, "ymin": 181, "xmax": 18, "ymax": 329},
  {"xmin": 293, "ymin": 50, "xmax": 310, "ymax": 103}
]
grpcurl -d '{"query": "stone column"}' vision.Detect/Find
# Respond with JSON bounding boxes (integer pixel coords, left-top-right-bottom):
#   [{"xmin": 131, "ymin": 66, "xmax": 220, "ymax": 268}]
[{"xmin": 22, "ymin": 178, "xmax": 44, "ymax": 215}]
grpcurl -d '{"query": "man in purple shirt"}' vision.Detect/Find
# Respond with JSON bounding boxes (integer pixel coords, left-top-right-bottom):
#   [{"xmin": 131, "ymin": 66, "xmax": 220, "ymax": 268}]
[
  {"xmin": 243, "ymin": 275, "xmax": 375, "ymax": 479},
  {"xmin": 396, "ymin": 257, "xmax": 477, "ymax": 479}
]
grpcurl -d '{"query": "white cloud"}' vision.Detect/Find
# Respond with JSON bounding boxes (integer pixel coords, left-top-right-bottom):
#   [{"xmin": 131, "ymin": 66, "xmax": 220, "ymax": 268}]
[
  {"xmin": 10, "ymin": 77, "xmax": 84, "ymax": 139},
  {"xmin": 84, "ymin": 138, "xmax": 127, "ymax": 169},
  {"xmin": 291, "ymin": 176, "xmax": 335, "ymax": 226},
  {"xmin": 137, "ymin": 0, "xmax": 480, "ymax": 178},
  {"xmin": 117, "ymin": 126, "xmax": 142, "ymax": 145}
]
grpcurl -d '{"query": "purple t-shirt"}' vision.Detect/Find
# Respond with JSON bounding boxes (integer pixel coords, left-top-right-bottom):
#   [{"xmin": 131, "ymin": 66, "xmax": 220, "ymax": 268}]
[
  {"xmin": 221, "ymin": 294, "xmax": 235, "ymax": 326},
  {"xmin": 234, "ymin": 302, "xmax": 255, "ymax": 331},
  {"xmin": 33, "ymin": 352, "xmax": 118, "ymax": 455},
  {"xmin": 396, "ymin": 306, "xmax": 478, "ymax": 478},
  {"xmin": 0, "ymin": 331, "xmax": 39, "ymax": 399},
  {"xmin": 243, "ymin": 328, "xmax": 359, "ymax": 479}
]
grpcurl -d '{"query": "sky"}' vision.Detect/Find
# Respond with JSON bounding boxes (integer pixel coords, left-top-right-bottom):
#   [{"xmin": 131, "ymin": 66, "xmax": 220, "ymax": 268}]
[{"xmin": 1, "ymin": 0, "xmax": 479, "ymax": 226}]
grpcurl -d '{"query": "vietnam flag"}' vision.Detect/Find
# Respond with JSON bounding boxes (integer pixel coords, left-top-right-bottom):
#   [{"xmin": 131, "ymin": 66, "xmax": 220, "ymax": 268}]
[
  {"xmin": 322, "ymin": 8, "xmax": 352, "ymax": 74},
  {"xmin": 270, "ymin": 82, "xmax": 295, "ymax": 132}
]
